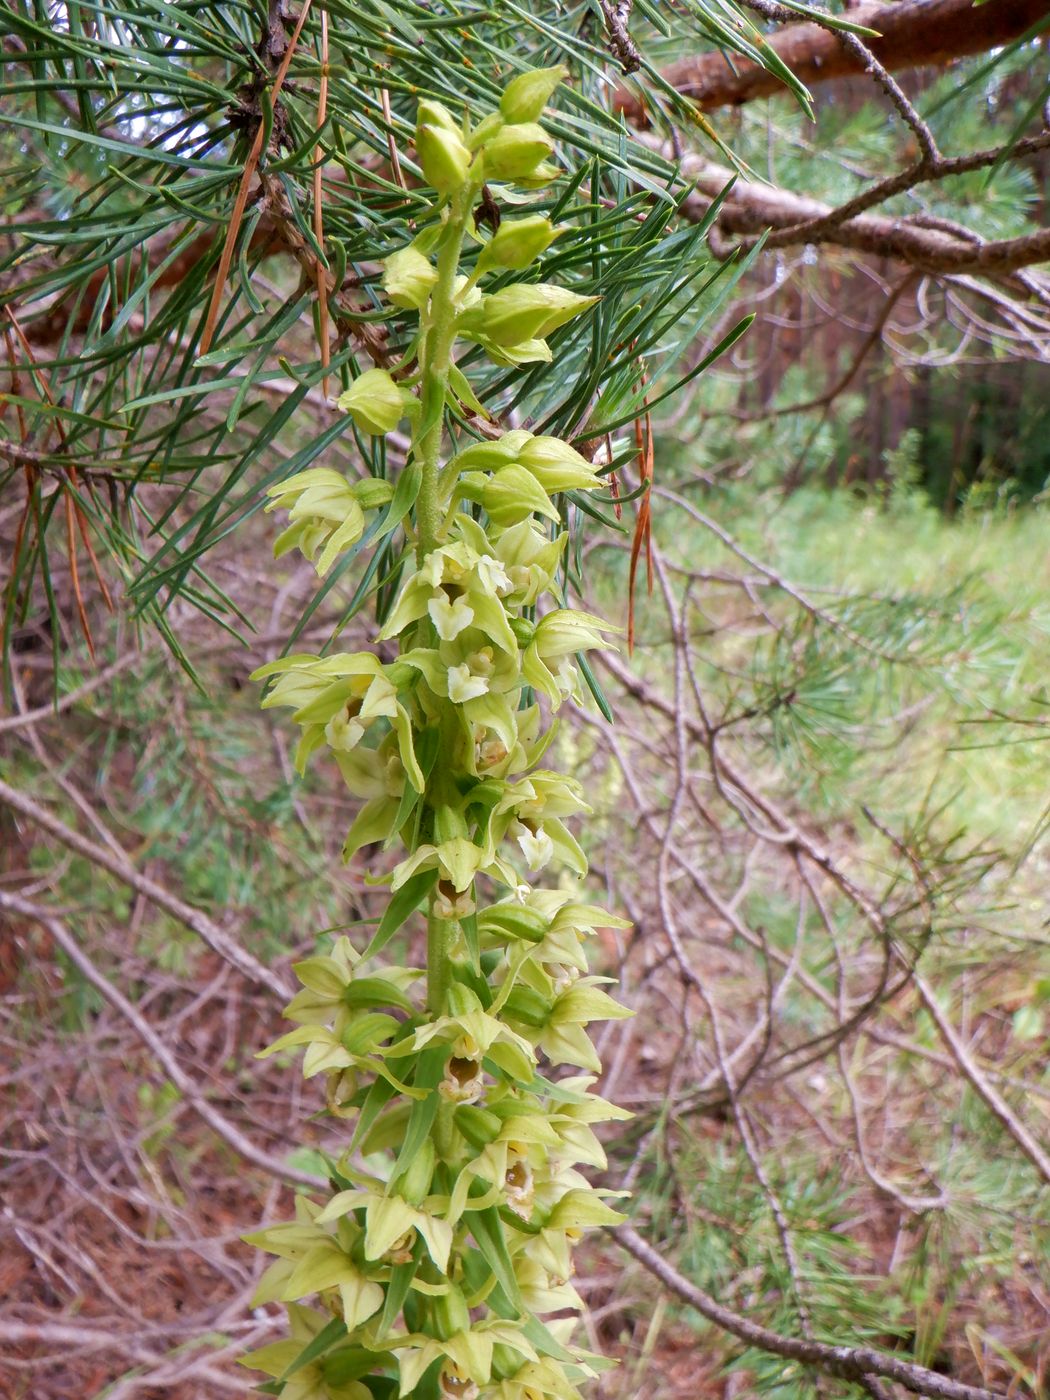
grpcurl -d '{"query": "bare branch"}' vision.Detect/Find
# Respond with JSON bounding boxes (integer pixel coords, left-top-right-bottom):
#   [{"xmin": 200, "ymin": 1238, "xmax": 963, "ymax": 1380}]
[
  {"xmin": 0, "ymin": 890, "xmax": 323, "ymax": 1188},
  {"xmin": 0, "ymin": 774, "xmax": 289, "ymax": 998},
  {"xmin": 672, "ymin": 145, "xmax": 1050, "ymax": 277},
  {"xmin": 613, "ymin": 1224, "xmax": 1008, "ymax": 1400},
  {"xmin": 615, "ymin": 0, "xmax": 1050, "ymax": 120}
]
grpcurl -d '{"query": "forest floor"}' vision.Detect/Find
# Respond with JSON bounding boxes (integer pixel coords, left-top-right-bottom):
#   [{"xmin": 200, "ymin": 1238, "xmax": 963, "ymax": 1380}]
[{"xmin": 2, "ymin": 481, "xmax": 1048, "ymax": 1400}]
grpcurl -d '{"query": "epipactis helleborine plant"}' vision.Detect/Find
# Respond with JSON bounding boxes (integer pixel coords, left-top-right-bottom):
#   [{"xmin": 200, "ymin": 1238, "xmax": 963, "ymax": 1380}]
[{"xmin": 244, "ymin": 66, "xmax": 633, "ymax": 1400}]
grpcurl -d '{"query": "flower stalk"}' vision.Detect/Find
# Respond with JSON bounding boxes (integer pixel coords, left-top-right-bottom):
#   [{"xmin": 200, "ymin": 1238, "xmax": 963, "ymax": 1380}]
[
  {"xmin": 245, "ymin": 70, "xmax": 633, "ymax": 1400},
  {"xmin": 417, "ymin": 192, "xmax": 471, "ymax": 559}
]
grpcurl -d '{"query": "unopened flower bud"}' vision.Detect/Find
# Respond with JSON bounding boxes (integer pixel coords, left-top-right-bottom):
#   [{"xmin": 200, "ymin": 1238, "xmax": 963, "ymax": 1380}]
[
  {"xmin": 432, "ymin": 1284, "xmax": 472, "ymax": 1342},
  {"xmin": 350, "ymin": 477, "xmax": 395, "ymax": 511},
  {"xmin": 337, "ymin": 368, "xmax": 406, "ymax": 436},
  {"xmin": 466, "ymin": 110, "xmax": 503, "ymax": 151},
  {"xmin": 393, "ymin": 1136, "xmax": 435, "ymax": 1206},
  {"xmin": 477, "ymin": 902, "xmax": 549, "ymax": 944},
  {"xmin": 490, "ymin": 1344, "xmax": 525, "ymax": 1383},
  {"xmin": 508, "ymin": 616, "xmax": 535, "ymax": 647},
  {"xmin": 451, "ymin": 430, "xmax": 532, "ymax": 472},
  {"xmin": 481, "ymin": 122, "xmax": 553, "ymax": 181},
  {"xmin": 499, "ymin": 65, "xmax": 568, "ymax": 123},
  {"xmin": 517, "ymin": 434, "xmax": 603, "ymax": 492},
  {"xmin": 503, "ymin": 983, "xmax": 553, "ymax": 1028},
  {"xmin": 417, "ymin": 99, "xmax": 460, "ymax": 134},
  {"xmin": 417, "ymin": 121, "xmax": 473, "ymax": 194},
  {"xmin": 382, "ymin": 245, "xmax": 438, "ymax": 309},
  {"xmin": 459, "ymin": 283, "xmax": 597, "ymax": 348},
  {"xmin": 478, "ymin": 214, "xmax": 563, "ymax": 273},
  {"xmin": 515, "ymin": 160, "xmax": 561, "ymax": 190},
  {"xmin": 455, "ymin": 1104, "xmax": 502, "ymax": 1150},
  {"xmin": 458, "ymin": 466, "xmax": 557, "ymax": 526}
]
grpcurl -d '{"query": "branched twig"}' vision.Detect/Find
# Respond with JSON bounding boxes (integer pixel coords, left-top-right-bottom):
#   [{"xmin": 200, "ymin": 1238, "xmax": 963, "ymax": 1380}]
[
  {"xmin": 0, "ymin": 774, "xmax": 288, "ymax": 997},
  {"xmin": 0, "ymin": 891, "xmax": 323, "ymax": 1188}
]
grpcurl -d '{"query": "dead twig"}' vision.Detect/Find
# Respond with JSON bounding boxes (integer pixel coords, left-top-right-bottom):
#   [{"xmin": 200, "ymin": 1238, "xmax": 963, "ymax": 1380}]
[{"xmin": 0, "ymin": 774, "xmax": 289, "ymax": 997}]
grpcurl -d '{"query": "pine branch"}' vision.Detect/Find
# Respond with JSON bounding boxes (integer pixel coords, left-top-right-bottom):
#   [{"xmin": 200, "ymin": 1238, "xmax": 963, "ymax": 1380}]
[{"xmin": 615, "ymin": 0, "xmax": 1050, "ymax": 119}]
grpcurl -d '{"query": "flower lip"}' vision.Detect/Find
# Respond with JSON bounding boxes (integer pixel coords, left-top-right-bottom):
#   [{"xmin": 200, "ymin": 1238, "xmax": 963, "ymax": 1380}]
[
  {"xmin": 440, "ymin": 1053, "xmax": 486, "ymax": 1104},
  {"xmin": 447, "ymin": 1054, "xmax": 481, "ymax": 1085},
  {"xmin": 429, "ymin": 592, "xmax": 475, "ymax": 641},
  {"xmin": 441, "ymin": 1366, "xmax": 480, "ymax": 1400}
]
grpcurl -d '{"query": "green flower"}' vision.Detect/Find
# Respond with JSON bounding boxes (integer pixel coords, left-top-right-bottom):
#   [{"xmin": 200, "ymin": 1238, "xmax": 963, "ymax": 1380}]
[
  {"xmin": 316, "ymin": 1180, "xmax": 454, "ymax": 1273},
  {"xmin": 483, "ymin": 771, "xmax": 590, "ymax": 876},
  {"xmin": 281, "ymin": 935, "xmax": 420, "ymax": 1029},
  {"xmin": 407, "ymin": 982, "xmax": 536, "ymax": 1085},
  {"xmin": 377, "ymin": 537, "xmax": 517, "ymax": 654},
  {"xmin": 547, "ymin": 1075, "xmax": 633, "ymax": 1170},
  {"xmin": 458, "ymin": 284, "xmax": 597, "ymax": 350},
  {"xmin": 517, "ymin": 1168, "xmax": 627, "ymax": 1283},
  {"xmin": 240, "ymin": 1303, "xmax": 375, "ymax": 1400},
  {"xmin": 477, "ymin": 215, "xmax": 563, "ymax": 273},
  {"xmin": 480, "ymin": 122, "xmax": 554, "ymax": 181},
  {"xmin": 255, "ymin": 939, "xmax": 423, "ymax": 1094},
  {"xmin": 252, "ymin": 651, "xmax": 424, "ymax": 789},
  {"xmin": 383, "ymin": 243, "xmax": 438, "ymax": 309},
  {"xmin": 338, "ymin": 368, "xmax": 414, "ymax": 435},
  {"xmin": 391, "ymin": 837, "xmax": 494, "ymax": 894},
  {"xmin": 527, "ymin": 893, "xmax": 632, "ymax": 971},
  {"xmin": 266, "ymin": 468, "xmax": 363, "ymax": 575},
  {"xmin": 338, "ymin": 735, "xmax": 409, "ymax": 861},
  {"xmin": 499, "ymin": 66, "xmax": 568, "ymax": 124},
  {"xmin": 513, "ymin": 1257, "xmax": 584, "ymax": 1319},
  {"xmin": 400, "ymin": 629, "xmax": 520, "ymax": 707},
  {"xmin": 446, "ymin": 1108, "xmax": 560, "ymax": 1222},
  {"xmin": 416, "ymin": 100, "xmax": 474, "ymax": 193},
  {"xmin": 268, "ymin": 1222, "xmax": 386, "ymax": 1331},
  {"xmin": 521, "ymin": 610, "xmax": 617, "ymax": 707},
  {"xmin": 490, "ymin": 520, "xmax": 566, "ymax": 606},
  {"xmin": 375, "ymin": 1320, "xmax": 537, "ymax": 1397},
  {"xmin": 515, "ymin": 435, "xmax": 604, "ymax": 493},
  {"xmin": 457, "ymin": 465, "xmax": 559, "ymax": 527},
  {"xmin": 532, "ymin": 976, "xmax": 633, "ymax": 1073}
]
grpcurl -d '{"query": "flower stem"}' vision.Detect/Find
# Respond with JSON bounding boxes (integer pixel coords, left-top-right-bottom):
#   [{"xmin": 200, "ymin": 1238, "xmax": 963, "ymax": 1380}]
[
  {"xmin": 415, "ymin": 193, "xmax": 471, "ymax": 560},
  {"xmin": 426, "ymin": 906, "xmax": 453, "ymax": 1014}
]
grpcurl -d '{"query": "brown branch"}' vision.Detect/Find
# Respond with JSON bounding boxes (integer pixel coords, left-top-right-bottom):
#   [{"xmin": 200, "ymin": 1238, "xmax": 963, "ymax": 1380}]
[
  {"xmin": 613, "ymin": 1224, "xmax": 1007, "ymax": 1400},
  {"xmin": 199, "ymin": 0, "xmax": 312, "ymax": 355},
  {"xmin": 674, "ymin": 144, "xmax": 1050, "ymax": 275},
  {"xmin": 0, "ymin": 773, "xmax": 289, "ymax": 998},
  {"xmin": 0, "ymin": 890, "xmax": 324, "ymax": 1189},
  {"xmin": 615, "ymin": 0, "xmax": 1050, "ymax": 119},
  {"xmin": 910, "ymin": 970, "xmax": 1050, "ymax": 1184},
  {"xmin": 598, "ymin": 0, "xmax": 642, "ymax": 74}
]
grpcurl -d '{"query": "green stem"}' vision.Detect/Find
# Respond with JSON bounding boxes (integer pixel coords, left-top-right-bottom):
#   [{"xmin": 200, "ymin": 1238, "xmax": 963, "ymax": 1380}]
[
  {"xmin": 415, "ymin": 191, "xmax": 471, "ymax": 560},
  {"xmin": 416, "ymin": 192, "xmax": 473, "ymax": 1012},
  {"xmin": 426, "ymin": 905, "xmax": 453, "ymax": 1014}
]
